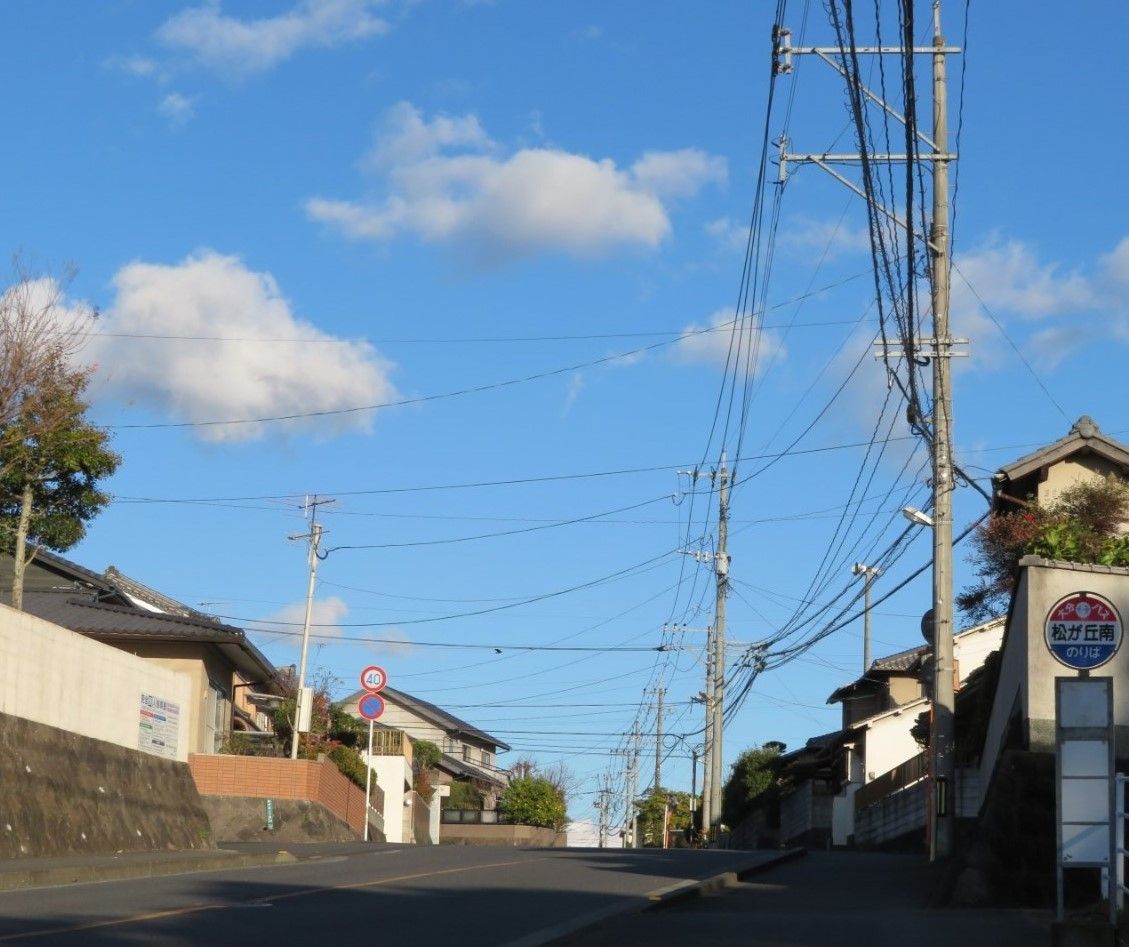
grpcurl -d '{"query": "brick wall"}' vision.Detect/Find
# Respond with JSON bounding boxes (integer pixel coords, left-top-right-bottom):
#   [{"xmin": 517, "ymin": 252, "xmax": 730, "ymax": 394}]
[{"xmin": 189, "ymin": 755, "xmax": 377, "ymax": 835}]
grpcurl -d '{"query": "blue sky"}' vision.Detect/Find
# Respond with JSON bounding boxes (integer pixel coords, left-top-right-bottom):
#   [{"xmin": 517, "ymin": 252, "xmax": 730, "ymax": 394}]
[{"xmin": 4, "ymin": 0, "xmax": 1129, "ymax": 826}]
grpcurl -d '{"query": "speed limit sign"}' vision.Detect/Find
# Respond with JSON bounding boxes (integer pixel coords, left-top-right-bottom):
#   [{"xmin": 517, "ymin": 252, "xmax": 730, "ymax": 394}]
[{"xmin": 360, "ymin": 665, "xmax": 388, "ymax": 693}]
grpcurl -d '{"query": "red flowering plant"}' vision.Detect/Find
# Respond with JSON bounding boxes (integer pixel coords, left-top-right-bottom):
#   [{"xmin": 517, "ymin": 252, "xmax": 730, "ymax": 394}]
[{"xmin": 957, "ymin": 476, "xmax": 1129, "ymax": 622}]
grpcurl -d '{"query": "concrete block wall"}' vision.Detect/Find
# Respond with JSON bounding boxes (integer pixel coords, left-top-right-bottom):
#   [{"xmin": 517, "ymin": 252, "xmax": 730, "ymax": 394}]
[
  {"xmin": 189, "ymin": 755, "xmax": 376, "ymax": 835},
  {"xmin": 854, "ymin": 780, "xmax": 926, "ymax": 848},
  {"xmin": 0, "ymin": 604, "xmax": 192, "ymax": 761}
]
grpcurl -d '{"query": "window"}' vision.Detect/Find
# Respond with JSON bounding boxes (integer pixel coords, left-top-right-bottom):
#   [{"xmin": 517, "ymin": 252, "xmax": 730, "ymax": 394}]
[{"xmin": 203, "ymin": 681, "xmax": 230, "ymax": 753}]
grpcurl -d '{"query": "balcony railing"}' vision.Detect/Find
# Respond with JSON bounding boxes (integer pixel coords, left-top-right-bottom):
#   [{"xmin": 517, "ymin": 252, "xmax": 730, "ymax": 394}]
[
  {"xmin": 854, "ymin": 751, "xmax": 927, "ymax": 812},
  {"xmin": 441, "ymin": 809, "xmax": 506, "ymax": 825},
  {"xmin": 369, "ymin": 728, "xmax": 413, "ymax": 766}
]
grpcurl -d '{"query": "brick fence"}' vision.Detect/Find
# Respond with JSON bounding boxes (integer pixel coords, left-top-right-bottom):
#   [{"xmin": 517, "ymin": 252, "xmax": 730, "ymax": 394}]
[{"xmin": 189, "ymin": 754, "xmax": 379, "ymax": 835}]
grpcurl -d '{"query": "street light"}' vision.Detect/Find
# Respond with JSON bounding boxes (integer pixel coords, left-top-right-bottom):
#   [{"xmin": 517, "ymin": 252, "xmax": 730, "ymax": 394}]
[{"xmin": 901, "ymin": 506, "xmax": 935, "ymax": 528}]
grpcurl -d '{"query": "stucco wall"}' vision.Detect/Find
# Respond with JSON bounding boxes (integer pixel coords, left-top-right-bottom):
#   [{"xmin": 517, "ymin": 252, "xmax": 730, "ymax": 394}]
[
  {"xmin": 1040, "ymin": 456, "xmax": 1125, "ymax": 507},
  {"xmin": 0, "ymin": 603, "xmax": 192, "ymax": 761},
  {"xmin": 366, "ymin": 754, "xmax": 412, "ymax": 843},
  {"xmin": 863, "ymin": 699, "xmax": 927, "ymax": 780},
  {"xmin": 439, "ymin": 824, "xmax": 565, "ymax": 847}
]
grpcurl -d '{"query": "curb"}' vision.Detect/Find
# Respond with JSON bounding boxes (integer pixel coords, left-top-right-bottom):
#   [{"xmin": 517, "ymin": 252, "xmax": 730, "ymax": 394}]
[
  {"xmin": 0, "ymin": 850, "xmax": 299, "ymax": 892},
  {"xmin": 504, "ymin": 848, "xmax": 807, "ymax": 947}
]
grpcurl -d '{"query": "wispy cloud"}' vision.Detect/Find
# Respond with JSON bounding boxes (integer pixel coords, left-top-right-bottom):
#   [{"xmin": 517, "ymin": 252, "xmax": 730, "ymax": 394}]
[
  {"xmin": 156, "ymin": 0, "xmax": 390, "ymax": 76},
  {"xmin": 306, "ymin": 101, "xmax": 727, "ymax": 265},
  {"xmin": 672, "ymin": 308, "xmax": 786, "ymax": 372},
  {"xmin": 158, "ymin": 92, "xmax": 196, "ymax": 125}
]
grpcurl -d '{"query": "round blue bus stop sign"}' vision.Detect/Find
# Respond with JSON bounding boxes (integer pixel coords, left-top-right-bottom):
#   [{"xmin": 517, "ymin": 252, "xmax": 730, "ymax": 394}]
[{"xmin": 1044, "ymin": 591, "xmax": 1123, "ymax": 670}]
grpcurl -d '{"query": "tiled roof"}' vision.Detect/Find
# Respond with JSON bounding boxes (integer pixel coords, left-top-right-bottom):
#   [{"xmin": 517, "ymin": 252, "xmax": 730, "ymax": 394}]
[
  {"xmin": 996, "ymin": 416, "xmax": 1129, "ymax": 483},
  {"xmin": 21, "ymin": 590, "xmax": 281, "ymax": 686},
  {"xmin": 870, "ymin": 644, "xmax": 927, "ymax": 673},
  {"xmin": 104, "ymin": 566, "xmax": 209, "ymax": 619}
]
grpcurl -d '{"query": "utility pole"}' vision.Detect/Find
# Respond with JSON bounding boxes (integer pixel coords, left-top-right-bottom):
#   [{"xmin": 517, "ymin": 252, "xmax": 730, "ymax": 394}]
[
  {"xmin": 852, "ymin": 563, "xmax": 880, "ymax": 672},
  {"xmin": 623, "ymin": 744, "xmax": 635, "ymax": 848},
  {"xmin": 775, "ymin": 0, "xmax": 961, "ymax": 861},
  {"xmin": 596, "ymin": 779, "xmax": 609, "ymax": 848},
  {"xmin": 928, "ymin": 0, "xmax": 956, "ymax": 861},
  {"xmin": 700, "ymin": 626, "xmax": 714, "ymax": 836},
  {"xmin": 631, "ymin": 722, "xmax": 641, "ymax": 848},
  {"xmin": 710, "ymin": 452, "xmax": 730, "ymax": 834},
  {"xmin": 648, "ymin": 686, "xmax": 666, "ymax": 792},
  {"xmin": 289, "ymin": 496, "xmax": 333, "ymax": 760}
]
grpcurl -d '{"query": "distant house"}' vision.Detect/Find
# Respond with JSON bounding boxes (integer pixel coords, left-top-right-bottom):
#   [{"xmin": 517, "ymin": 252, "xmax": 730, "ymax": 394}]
[
  {"xmin": 0, "ymin": 549, "xmax": 283, "ymax": 755},
  {"xmin": 341, "ymin": 685, "xmax": 511, "ymax": 806}
]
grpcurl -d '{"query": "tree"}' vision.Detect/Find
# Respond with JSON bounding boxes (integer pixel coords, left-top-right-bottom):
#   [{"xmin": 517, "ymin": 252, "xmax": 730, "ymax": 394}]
[
  {"xmin": 0, "ymin": 367, "xmax": 119, "ymax": 608},
  {"xmin": 635, "ymin": 787, "xmax": 692, "ymax": 847},
  {"xmin": 721, "ymin": 743, "xmax": 788, "ymax": 828},
  {"xmin": 0, "ymin": 265, "xmax": 88, "ymax": 429},
  {"xmin": 957, "ymin": 476, "xmax": 1129, "ymax": 622},
  {"xmin": 498, "ymin": 776, "xmax": 567, "ymax": 830},
  {"xmin": 412, "ymin": 739, "xmax": 441, "ymax": 797}
]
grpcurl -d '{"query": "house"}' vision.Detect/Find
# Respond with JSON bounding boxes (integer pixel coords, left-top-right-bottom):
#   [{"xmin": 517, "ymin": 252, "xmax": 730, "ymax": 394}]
[
  {"xmin": 342, "ymin": 685, "xmax": 511, "ymax": 804},
  {"xmin": 0, "ymin": 548, "xmax": 283, "ymax": 755},
  {"xmin": 776, "ymin": 618, "xmax": 1004, "ymax": 848}
]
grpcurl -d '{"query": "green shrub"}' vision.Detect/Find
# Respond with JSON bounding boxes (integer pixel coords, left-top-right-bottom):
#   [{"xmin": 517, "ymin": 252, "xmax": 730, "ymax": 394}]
[
  {"xmin": 327, "ymin": 744, "xmax": 368, "ymax": 789},
  {"xmin": 498, "ymin": 776, "xmax": 566, "ymax": 829},
  {"xmin": 443, "ymin": 781, "xmax": 483, "ymax": 810}
]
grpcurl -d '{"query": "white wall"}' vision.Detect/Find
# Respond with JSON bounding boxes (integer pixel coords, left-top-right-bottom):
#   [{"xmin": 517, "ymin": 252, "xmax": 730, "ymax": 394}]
[
  {"xmin": 954, "ymin": 620, "xmax": 1006, "ymax": 684},
  {"xmin": 0, "ymin": 604, "xmax": 192, "ymax": 761},
  {"xmin": 366, "ymin": 754, "xmax": 413, "ymax": 843},
  {"xmin": 863, "ymin": 699, "xmax": 927, "ymax": 780}
]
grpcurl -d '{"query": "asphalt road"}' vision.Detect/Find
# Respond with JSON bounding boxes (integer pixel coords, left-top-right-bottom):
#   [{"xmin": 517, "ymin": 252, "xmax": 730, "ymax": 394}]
[
  {"xmin": 0, "ymin": 844, "xmax": 783, "ymax": 946},
  {"xmin": 565, "ymin": 850, "xmax": 1053, "ymax": 947}
]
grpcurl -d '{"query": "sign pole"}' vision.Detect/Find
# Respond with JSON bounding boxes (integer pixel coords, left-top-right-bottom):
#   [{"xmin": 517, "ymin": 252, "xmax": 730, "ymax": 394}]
[{"xmin": 364, "ymin": 718, "xmax": 374, "ymax": 842}]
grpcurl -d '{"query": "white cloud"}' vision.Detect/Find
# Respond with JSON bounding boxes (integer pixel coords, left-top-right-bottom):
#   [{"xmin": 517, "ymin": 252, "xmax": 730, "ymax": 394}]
[
  {"xmin": 107, "ymin": 55, "xmax": 160, "ymax": 77},
  {"xmin": 157, "ymin": 0, "xmax": 389, "ymax": 75},
  {"xmin": 85, "ymin": 251, "xmax": 396, "ymax": 442},
  {"xmin": 630, "ymin": 149, "xmax": 727, "ymax": 198},
  {"xmin": 306, "ymin": 102, "xmax": 726, "ymax": 263},
  {"xmin": 158, "ymin": 92, "xmax": 196, "ymax": 125},
  {"xmin": 1100, "ymin": 236, "xmax": 1129, "ymax": 291},
  {"xmin": 705, "ymin": 216, "xmax": 748, "ymax": 253},
  {"xmin": 952, "ymin": 237, "xmax": 1094, "ymax": 321},
  {"xmin": 672, "ymin": 308, "xmax": 786, "ymax": 371},
  {"xmin": 265, "ymin": 595, "xmax": 352, "ymax": 637},
  {"xmin": 1027, "ymin": 325, "xmax": 1092, "ymax": 370}
]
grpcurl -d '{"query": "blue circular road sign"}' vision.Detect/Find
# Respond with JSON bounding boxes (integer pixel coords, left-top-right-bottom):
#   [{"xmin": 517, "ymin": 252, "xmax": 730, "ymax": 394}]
[{"xmin": 358, "ymin": 692, "xmax": 386, "ymax": 721}]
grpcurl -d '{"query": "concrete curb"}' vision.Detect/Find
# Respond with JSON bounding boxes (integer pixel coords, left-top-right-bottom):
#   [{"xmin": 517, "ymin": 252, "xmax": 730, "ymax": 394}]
[
  {"xmin": 502, "ymin": 847, "xmax": 808, "ymax": 947},
  {"xmin": 0, "ymin": 850, "xmax": 299, "ymax": 892}
]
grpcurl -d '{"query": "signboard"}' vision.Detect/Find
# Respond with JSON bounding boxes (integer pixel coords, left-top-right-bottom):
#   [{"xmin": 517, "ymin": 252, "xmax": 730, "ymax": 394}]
[
  {"xmin": 358, "ymin": 692, "xmax": 386, "ymax": 721},
  {"xmin": 360, "ymin": 665, "xmax": 388, "ymax": 693},
  {"xmin": 138, "ymin": 693, "xmax": 180, "ymax": 759},
  {"xmin": 1044, "ymin": 591, "xmax": 1123, "ymax": 670}
]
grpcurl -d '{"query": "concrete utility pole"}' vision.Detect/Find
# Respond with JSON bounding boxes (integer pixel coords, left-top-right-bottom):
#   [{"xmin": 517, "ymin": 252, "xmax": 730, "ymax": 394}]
[
  {"xmin": 631, "ymin": 722, "xmax": 641, "ymax": 848},
  {"xmin": 650, "ymin": 686, "xmax": 666, "ymax": 792},
  {"xmin": 928, "ymin": 0, "xmax": 956, "ymax": 861},
  {"xmin": 775, "ymin": 0, "xmax": 961, "ymax": 861},
  {"xmin": 700, "ymin": 626, "xmax": 714, "ymax": 835},
  {"xmin": 852, "ymin": 563, "xmax": 881, "ymax": 672},
  {"xmin": 710, "ymin": 453, "xmax": 730, "ymax": 834},
  {"xmin": 289, "ymin": 496, "xmax": 333, "ymax": 761},
  {"xmin": 623, "ymin": 744, "xmax": 635, "ymax": 847}
]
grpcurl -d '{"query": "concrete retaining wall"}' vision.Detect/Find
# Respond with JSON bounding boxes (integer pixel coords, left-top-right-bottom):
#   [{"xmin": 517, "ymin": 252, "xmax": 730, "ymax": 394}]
[
  {"xmin": 0, "ymin": 712, "xmax": 213, "ymax": 858},
  {"xmin": 0, "ymin": 604, "xmax": 192, "ymax": 761},
  {"xmin": 199, "ymin": 796, "xmax": 378, "ymax": 844},
  {"xmin": 439, "ymin": 824, "xmax": 565, "ymax": 847}
]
